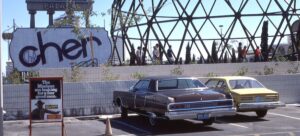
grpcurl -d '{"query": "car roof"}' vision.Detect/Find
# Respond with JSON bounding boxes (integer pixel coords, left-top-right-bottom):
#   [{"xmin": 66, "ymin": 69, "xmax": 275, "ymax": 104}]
[
  {"xmin": 208, "ymin": 76, "xmax": 256, "ymax": 80},
  {"xmin": 140, "ymin": 75, "xmax": 197, "ymax": 80}
]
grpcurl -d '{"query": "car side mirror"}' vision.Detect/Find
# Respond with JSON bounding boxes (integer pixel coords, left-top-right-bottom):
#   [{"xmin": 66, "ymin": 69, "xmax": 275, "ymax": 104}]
[
  {"xmin": 129, "ymin": 86, "xmax": 134, "ymax": 91},
  {"xmin": 133, "ymin": 88, "xmax": 139, "ymax": 92},
  {"xmin": 130, "ymin": 87, "xmax": 139, "ymax": 92}
]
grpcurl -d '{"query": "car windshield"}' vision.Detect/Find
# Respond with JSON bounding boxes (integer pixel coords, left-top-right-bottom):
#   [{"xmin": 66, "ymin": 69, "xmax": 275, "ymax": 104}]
[
  {"xmin": 158, "ymin": 79, "xmax": 206, "ymax": 90},
  {"xmin": 229, "ymin": 79, "xmax": 264, "ymax": 89}
]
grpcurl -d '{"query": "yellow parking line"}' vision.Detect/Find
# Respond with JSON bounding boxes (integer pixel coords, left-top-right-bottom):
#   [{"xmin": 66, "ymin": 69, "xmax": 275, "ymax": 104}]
[{"xmin": 269, "ymin": 112, "xmax": 300, "ymax": 121}]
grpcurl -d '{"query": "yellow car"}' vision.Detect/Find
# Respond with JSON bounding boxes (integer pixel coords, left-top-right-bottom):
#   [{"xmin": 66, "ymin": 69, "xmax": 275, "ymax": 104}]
[{"xmin": 205, "ymin": 76, "xmax": 284, "ymax": 118}]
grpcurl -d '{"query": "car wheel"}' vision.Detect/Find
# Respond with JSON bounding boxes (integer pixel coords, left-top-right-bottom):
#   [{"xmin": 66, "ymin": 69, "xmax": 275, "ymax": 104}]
[
  {"xmin": 256, "ymin": 110, "xmax": 268, "ymax": 118},
  {"xmin": 202, "ymin": 117, "xmax": 215, "ymax": 126},
  {"xmin": 120, "ymin": 107, "xmax": 128, "ymax": 118},
  {"xmin": 148, "ymin": 116, "xmax": 157, "ymax": 126}
]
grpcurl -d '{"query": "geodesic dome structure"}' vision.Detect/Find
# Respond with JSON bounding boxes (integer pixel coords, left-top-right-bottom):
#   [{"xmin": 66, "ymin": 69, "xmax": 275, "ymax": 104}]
[{"xmin": 111, "ymin": 0, "xmax": 300, "ymax": 64}]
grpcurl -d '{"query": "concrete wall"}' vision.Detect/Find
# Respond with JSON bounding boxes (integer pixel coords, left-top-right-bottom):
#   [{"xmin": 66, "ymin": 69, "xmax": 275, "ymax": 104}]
[
  {"xmin": 3, "ymin": 74, "xmax": 300, "ymax": 120},
  {"xmin": 254, "ymin": 75, "xmax": 300, "ymax": 104},
  {"xmin": 39, "ymin": 61, "xmax": 300, "ymax": 82}
]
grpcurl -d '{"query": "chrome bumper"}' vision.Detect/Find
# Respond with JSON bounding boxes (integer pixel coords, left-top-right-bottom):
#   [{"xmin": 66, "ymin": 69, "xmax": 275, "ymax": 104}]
[
  {"xmin": 238, "ymin": 101, "xmax": 285, "ymax": 110},
  {"xmin": 165, "ymin": 107, "xmax": 236, "ymax": 120}
]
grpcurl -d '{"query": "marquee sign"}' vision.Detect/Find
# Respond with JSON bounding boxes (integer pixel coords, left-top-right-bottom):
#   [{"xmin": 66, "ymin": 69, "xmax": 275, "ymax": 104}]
[
  {"xmin": 10, "ymin": 28, "xmax": 112, "ymax": 71},
  {"xmin": 27, "ymin": 0, "xmax": 88, "ymax": 2},
  {"xmin": 26, "ymin": 0, "xmax": 91, "ymax": 11}
]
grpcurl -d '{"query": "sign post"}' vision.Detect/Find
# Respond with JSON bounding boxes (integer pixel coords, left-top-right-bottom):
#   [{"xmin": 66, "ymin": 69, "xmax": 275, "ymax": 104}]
[
  {"xmin": 0, "ymin": 0, "xmax": 3, "ymax": 134},
  {"xmin": 29, "ymin": 77, "xmax": 64, "ymax": 136}
]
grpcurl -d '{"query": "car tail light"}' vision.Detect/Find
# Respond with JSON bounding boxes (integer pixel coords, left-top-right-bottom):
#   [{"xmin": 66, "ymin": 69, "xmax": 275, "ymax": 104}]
[
  {"xmin": 240, "ymin": 96, "xmax": 253, "ymax": 102},
  {"xmin": 217, "ymin": 100, "xmax": 233, "ymax": 106},
  {"xmin": 169, "ymin": 104, "xmax": 186, "ymax": 109},
  {"xmin": 265, "ymin": 94, "xmax": 279, "ymax": 101}
]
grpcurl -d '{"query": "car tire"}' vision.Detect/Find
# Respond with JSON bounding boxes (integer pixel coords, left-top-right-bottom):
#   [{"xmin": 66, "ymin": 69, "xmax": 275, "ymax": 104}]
[
  {"xmin": 202, "ymin": 117, "xmax": 215, "ymax": 126},
  {"xmin": 148, "ymin": 116, "xmax": 157, "ymax": 126},
  {"xmin": 121, "ymin": 107, "xmax": 128, "ymax": 118},
  {"xmin": 256, "ymin": 110, "xmax": 268, "ymax": 118}
]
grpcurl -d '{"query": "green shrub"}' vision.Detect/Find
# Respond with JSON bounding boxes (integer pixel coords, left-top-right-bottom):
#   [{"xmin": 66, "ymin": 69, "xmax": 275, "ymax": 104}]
[
  {"xmin": 170, "ymin": 66, "xmax": 184, "ymax": 75},
  {"xmin": 264, "ymin": 65, "xmax": 274, "ymax": 75},
  {"xmin": 206, "ymin": 72, "xmax": 218, "ymax": 77},
  {"xmin": 235, "ymin": 67, "xmax": 248, "ymax": 76},
  {"xmin": 131, "ymin": 72, "xmax": 146, "ymax": 79},
  {"xmin": 102, "ymin": 66, "xmax": 119, "ymax": 81},
  {"xmin": 71, "ymin": 66, "xmax": 82, "ymax": 82},
  {"xmin": 287, "ymin": 62, "xmax": 299, "ymax": 74}
]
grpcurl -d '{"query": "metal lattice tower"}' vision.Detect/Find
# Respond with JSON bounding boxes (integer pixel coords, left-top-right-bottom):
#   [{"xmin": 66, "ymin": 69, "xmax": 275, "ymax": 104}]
[{"xmin": 111, "ymin": 0, "xmax": 300, "ymax": 64}]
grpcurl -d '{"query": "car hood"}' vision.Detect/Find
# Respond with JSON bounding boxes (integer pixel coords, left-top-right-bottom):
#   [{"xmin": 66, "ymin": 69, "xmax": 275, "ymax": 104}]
[
  {"xmin": 231, "ymin": 88, "xmax": 278, "ymax": 95},
  {"xmin": 158, "ymin": 89, "xmax": 225, "ymax": 102}
]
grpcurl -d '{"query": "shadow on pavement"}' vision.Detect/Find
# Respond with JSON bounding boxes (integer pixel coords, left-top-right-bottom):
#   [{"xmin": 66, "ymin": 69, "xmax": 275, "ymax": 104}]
[
  {"xmin": 216, "ymin": 114, "xmax": 267, "ymax": 123},
  {"xmin": 99, "ymin": 116, "xmax": 222, "ymax": 135}
]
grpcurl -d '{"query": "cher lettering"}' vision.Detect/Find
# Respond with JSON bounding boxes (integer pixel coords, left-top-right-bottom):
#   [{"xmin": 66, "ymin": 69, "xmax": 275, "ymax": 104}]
[{"xmin": 18, "ymin": 31, "xmax": 102, "ymax": 67}]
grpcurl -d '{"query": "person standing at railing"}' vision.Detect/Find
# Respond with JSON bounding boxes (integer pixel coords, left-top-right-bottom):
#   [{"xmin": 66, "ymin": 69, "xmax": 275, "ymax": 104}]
[
  {"xmin": 167, "ymin": 45, "xmax": 174, "ymax": 64},
  {"xmin": 136, "ymin": 46, "xmax": 142, "ymax": 65},
  {"xmin": 152, "ymin": 44, "xmax": 160, "ymax": 64},
  {"xmin": 255, "ymin": 46, "xmax": 261, "ymax": 62},
  {"xmin": 238, "ymin": 42, "xmax": 243, "ymax": 62},
  {"xmin": 241, "ymin": 46, "xmax": 248, "ymax": 62}
]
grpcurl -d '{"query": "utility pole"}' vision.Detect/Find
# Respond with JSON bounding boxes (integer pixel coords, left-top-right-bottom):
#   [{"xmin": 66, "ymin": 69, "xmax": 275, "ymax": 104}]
[
  {"xmin": 0, "ymin": 0, "xmax": 4, "ymax": 135},
  {"xmin": 13, "ymin": 19, "xmax": 16, "ymax": 31}
]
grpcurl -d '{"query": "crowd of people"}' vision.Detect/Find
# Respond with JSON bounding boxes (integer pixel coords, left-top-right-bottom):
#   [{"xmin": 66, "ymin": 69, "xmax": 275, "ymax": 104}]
[
  {"xmin": 130, "ymin": 42, "xmax": 263, "ymax": 65},
  {"xmin": 131, "ymin": 43, "xmax": 175, "ymax": 65},
  {"xmin": 237, "ymin": 42, "xmax": 262, "ymax": 62},
  {"xmin": 152, "ymin": 43, "xmax": 175, "ymax": 64}
]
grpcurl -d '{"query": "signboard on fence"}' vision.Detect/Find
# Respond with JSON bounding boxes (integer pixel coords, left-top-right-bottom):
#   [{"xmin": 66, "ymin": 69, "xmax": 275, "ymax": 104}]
[
  {"xmin": 29, "ymin": 77, "xmax": 63, "ymax": 122},
  {"xmin": 10, "ymin": 28, "xmax": 112, "ymax": 71}
]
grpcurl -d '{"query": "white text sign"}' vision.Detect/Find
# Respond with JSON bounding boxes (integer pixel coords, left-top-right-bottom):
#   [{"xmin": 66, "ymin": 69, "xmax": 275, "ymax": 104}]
[{"xmin": 10, "ymin": 28, "xmax": 112, "ymax": 71}]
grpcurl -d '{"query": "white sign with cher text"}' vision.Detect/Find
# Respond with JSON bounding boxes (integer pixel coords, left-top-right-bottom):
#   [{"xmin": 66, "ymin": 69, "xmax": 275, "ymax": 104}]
[{"xmin": 10, "ymin": 28, "xmax": 112, "ymax": 71}]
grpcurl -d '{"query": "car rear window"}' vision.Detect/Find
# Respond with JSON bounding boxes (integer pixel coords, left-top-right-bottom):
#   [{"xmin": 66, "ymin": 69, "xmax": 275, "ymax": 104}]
[
  {"xmin": 229, "ymin": 79, "xmax": 264, "ymax": 89},
  {"xmin": 134, "ymin": 80, "xmax": 150, "ymax": 90},
  {"xmin": 158, "ymin": 79, "xmax": 206, "ymax": 90}
]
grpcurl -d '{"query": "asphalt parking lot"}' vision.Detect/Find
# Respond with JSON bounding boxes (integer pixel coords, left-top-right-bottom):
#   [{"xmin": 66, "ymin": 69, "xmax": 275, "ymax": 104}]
[{"xmin": 4, "ymin": 104, "xmax": 300, "ymax": 136}]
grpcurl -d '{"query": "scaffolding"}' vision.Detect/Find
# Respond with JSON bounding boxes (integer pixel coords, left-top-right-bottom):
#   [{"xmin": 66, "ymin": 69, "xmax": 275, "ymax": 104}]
[{"xmin": 111, "ymin": 0, "xmax": 300, "ymax": 65}]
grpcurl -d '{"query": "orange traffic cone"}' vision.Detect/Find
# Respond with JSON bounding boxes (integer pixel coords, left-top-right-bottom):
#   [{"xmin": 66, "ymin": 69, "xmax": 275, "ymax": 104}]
[{"xmin": 105, "ymin": 118, "xmax": 112, "ymax": 136}]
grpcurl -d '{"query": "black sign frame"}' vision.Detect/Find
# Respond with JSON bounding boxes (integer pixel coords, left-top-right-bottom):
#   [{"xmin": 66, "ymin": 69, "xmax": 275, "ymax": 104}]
[{"xmin": 29, "ymin": 77, "xmax": 64, "ymax": 136}]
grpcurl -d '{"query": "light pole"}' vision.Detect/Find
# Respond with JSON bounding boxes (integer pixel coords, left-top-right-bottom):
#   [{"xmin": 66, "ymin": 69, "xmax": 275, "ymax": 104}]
[{"xmin": 219, "ymin": 25, "xmax": 223, "ymax": 37}]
